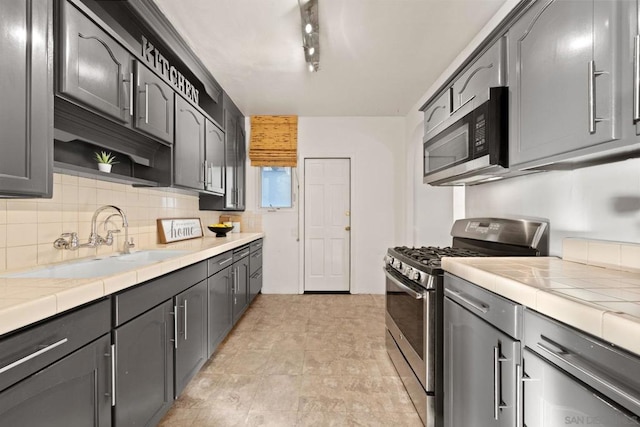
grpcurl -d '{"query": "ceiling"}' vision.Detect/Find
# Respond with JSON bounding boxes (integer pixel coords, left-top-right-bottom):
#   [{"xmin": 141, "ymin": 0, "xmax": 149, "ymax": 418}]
[{"xmin": 152, "ymin": 0, "xmax": 507, "ymax": 117}]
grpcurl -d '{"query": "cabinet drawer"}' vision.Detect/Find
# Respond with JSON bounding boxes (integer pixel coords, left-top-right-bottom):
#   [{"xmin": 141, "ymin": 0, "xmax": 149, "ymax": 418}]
[
  {"xmin": 423, "ymin": 90, "xmax": 451, "ymax": 138},
  {"xmin": 249, "ymin": 248, "xmax": 262, "ymax": 276},
  {"xmin": 233, "ymin": 245, "xmax": 250, "ymax": 262},
  {"xmin": 524, "ymin": 309, "xmax": 640, "ymax": 416},
  {"xmin": 451, "ymin": 36, "xmax": 506, "ymax": 113},
  {"xmin": 0, "ymin": 298, "xmax": 111, "ymax": 393},
  {"xmin": 208, "ymin": 251, "xmax": 234, "ymax": 277},
  {"xmin": 114, "ymin": 261, "xmax": 207, "ymax": 326},
  {"xmin": 250, "ymin": 239, "xmax": 263, "ymax": 253}
]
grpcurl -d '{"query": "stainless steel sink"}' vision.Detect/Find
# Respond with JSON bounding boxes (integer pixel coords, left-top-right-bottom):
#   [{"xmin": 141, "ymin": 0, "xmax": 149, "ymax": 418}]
[{"xmin": 1, "ymin": 250, "xmax": 190, "ymax": 279}]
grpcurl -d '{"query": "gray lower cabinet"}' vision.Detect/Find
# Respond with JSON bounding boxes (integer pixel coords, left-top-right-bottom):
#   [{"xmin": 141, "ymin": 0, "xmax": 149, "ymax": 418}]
[
  {"xmin": 174, "ymin": 96, "xmax": 206, "ymax": 190},
  {"xmin": 208, "ymin": 266, "xmax": 233, "ymax": 356},
  {"xmin": 0, "ymin": 0, "xmax": 52, "ymax": 197},
  {"xmin": 443, "ymin": 297, "xmax": 518, "ymax": 427},
  {"xmin": 232, "ymin": 247, "xmax": 250, "ymax": 325},
  {"xmin": 508, "ymin": 0, "xmax": 623, "ymax": 168},
  {"xmin": 59, "ymin": 0, "xmax": 131, "ymax": 124},
  {"xmin": 522, "ymin": 348, "xmax": 640, "ymax": 427},
  {"xmin": 174, "ymin": 280, "xmax": 209, "ymax": 397},
  {"xmin": 134, "ymin": 61, "xmax": 174, "ymax": 144},
  {"xmin": 0, "ymin": 299, "xmax": 111, "ymax": 427},
  {"xmin": 249, "ymin": 240, "xmax": 263, "ymax": 303},
  {"xmin": 113, "ymin": 300, "xmax": 174, "ymax": 427},
  {"xmin": 0, "ymin": 334, "xmax": 112, "ymax": 427}
]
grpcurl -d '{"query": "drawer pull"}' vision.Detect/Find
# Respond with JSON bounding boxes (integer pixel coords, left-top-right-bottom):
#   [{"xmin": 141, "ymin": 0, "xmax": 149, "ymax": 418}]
[
  {"xmin": 0, "ymin": 338, "xmax": 68, "ymax": 374},
  {"xmin": 444, "ymin": 288, "xmax": 489, "ymax": 313},
  {"xmin": 218, "ymin": 257, "xmax": 233, "ymax": 266}
]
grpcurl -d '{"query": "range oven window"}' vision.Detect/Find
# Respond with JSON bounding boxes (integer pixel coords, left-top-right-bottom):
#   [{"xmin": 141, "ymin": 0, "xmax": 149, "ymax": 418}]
[{"xmin": 386, "ymin": 270, "xmax": 424, "ymax": 359}]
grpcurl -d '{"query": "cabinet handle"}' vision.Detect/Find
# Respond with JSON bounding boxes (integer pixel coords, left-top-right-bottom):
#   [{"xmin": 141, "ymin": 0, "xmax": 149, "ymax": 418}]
[
  {"xmin": 123, "ymin": 73, "xmax": 134, "ymax": 117},
  {"xmin": 493, "ymin": 345, "xmax": 509, "ymax": 420},
  {"xmin": 634, "ymin": 35, "xmax": 640, "ymax": 122},
  {"xmin": 444, "ymin": 288, "xmax": 488, "ymax": 313},
  {"xmin": 516, "ymin": 364, "xmax": 523, "ymax": 427},
  {"xmin": 219, "ymin": 257, "xmax": 233, "ymax": 266},
  {"xmin": 110, "ymin": 344, "xmax": 116, "ymax": 407},
  {"xmin": 0, "ymin": 338, "xmax": 68, "ymax": 374},
  {"xmin": 536, "ymin": 337, "xmax": 640, "ymax": 408},
  {"xmin": 144, "ymin": 83, "xmax": 149, "ymax": 124},
  {"xmin": 171, "ymin": 304, "xmax": 178, "ymax": 349},
  {"xmin": 588, "ymin": 60, "xmax": 605, "ymax": 134},
  {"xmin": 183, "ymin": 300, "xmax": 188, "ymax": 341}
]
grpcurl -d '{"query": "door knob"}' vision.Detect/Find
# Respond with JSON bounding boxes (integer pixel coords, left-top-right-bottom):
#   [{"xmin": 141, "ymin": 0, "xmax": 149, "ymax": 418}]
[{"xmin": 345, "ymin": 226, "xmax": 351, "ymax": 231}]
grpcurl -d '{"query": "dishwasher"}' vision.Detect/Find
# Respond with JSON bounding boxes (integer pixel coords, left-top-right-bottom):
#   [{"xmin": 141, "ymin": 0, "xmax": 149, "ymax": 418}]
[
  {"xmin": 522, "ymin": 309, "xmax": 640, "ymax": 426},
  {"xmin": 443, "ymin": 273, "xmax": 522, "ymax": 427}
]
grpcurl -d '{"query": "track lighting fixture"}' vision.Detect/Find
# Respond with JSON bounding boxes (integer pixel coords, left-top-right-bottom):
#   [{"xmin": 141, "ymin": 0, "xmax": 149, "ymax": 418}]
[{"xmin": 298, "ymin": 0, "xmax": 319, "ymax": 72}]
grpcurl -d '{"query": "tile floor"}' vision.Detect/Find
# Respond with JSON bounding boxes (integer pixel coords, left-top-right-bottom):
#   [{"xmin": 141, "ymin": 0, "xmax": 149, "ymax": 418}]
[{"xmin": 159, "ymin": 294, "xmax": 422, "ymax": 426}]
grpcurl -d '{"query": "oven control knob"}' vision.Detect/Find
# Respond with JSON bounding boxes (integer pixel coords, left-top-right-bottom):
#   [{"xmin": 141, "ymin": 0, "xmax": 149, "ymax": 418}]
[
  {"xmin": 412, "ymin": 270, "xmax": 422, "ymax": 281},
  {"xmin": 404, "ymin": 266, "xmax": 414, "ymax": 278},
  {"xmin": 393, "ymin": 259, "xmax": 402, "ymax": 269}
]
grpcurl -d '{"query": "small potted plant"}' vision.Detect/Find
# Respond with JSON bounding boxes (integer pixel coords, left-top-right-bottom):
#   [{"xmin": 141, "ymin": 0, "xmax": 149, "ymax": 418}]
[{"xmin": 94, "ymin": 151, "xmax": 118, "ymax": 173}]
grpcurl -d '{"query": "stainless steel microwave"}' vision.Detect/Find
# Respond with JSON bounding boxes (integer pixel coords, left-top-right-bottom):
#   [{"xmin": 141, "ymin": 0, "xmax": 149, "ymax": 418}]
[{"xmin": 423, "ymin": 86, "xmax": 508, "ymax": 185}]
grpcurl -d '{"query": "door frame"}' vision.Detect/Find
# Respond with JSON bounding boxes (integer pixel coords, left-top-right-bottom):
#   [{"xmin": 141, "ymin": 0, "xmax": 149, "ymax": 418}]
[{"xmin": 299, "ymin": 157, "xmax": 354, "ymax": 294}]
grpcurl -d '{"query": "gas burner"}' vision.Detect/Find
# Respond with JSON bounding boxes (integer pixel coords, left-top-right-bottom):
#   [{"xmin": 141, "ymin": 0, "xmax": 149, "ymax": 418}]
[{"xmin": 392, "ymin": 245, "xmax": 487, "ymax": 267}]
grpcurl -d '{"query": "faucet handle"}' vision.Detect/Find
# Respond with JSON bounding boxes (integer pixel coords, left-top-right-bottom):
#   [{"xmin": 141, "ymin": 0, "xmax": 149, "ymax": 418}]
[
  {"xmin": 54, "ymin": 232, "xmax": 79, "ymax": 250},
  {"xmin": 104, "ymin": 229, "xmax": 121, "ymax": 246}
]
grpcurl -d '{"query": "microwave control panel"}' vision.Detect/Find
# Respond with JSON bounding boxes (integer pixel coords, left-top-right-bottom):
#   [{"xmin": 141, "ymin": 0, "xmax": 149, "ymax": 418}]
[{"xmin": 474, "ymin": 112, "xmax": 488, "ymax": 156}]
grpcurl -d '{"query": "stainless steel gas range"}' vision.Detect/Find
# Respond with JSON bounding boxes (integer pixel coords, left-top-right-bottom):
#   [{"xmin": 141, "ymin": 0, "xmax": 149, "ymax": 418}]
[{"xmin": 384, "ymin": 218, "xmax": 549, "ymax": 427}]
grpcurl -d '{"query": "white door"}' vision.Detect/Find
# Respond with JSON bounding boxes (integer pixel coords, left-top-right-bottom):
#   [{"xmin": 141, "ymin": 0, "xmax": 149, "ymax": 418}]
[{"xmin": 304, "ymin": 158, "xmax": 351, "ymax": 292}]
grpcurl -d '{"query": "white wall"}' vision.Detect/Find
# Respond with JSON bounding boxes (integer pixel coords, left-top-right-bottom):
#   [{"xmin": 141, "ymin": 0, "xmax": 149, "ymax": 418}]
[
  {"xmin": 465, "ymin": 158, "xmax": 640, "ymax": 256},
  {"xmin": 247, "ymin": 117, "xmax": 405, "ymax": 295}
]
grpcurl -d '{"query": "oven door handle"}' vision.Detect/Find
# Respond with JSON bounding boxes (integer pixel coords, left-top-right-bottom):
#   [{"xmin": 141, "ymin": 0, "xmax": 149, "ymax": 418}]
[{"xmin": 384, "ymin": 268, "xmax": 425, "ymax": 300}]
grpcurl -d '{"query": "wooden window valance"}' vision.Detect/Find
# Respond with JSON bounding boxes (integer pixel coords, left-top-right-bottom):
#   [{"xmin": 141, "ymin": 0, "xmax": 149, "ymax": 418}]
[{"xmin": 249, "ymin": 115, "xmax": 298, "ymax": 167}]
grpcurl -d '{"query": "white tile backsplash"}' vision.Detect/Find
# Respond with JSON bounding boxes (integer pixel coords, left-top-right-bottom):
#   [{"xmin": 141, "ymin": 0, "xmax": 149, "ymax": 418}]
[
  {"xmin": 563, "ymin": 238, "xmax": 640, "ymax": 273},
  {"xmin": 0, "ymin": 173, "xmax": 262, "ymax": 272}
]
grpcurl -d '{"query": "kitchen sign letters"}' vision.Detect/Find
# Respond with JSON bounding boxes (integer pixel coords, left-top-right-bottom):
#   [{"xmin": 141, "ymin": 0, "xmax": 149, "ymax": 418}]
[
  {"xmin": 141, "ymin": 35, "xmax": 199, "ymax": 104},
  {"xmin": 157, "ymin": 218, "xmax": 204, "ymax": 243}
]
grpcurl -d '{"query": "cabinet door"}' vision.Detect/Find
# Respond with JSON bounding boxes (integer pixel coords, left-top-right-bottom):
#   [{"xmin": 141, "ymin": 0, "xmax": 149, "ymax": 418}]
[
  {"xmin": 224, "ymin": 111, "xmax": 238, "ymax": 208},
  {"xmin": 452, "ymin": 37, "xmax": 506, "ymax": 112},
  {"xmin": 114, "ymin": 300, "xmax": 174, "ymax": 427},
  {"xmin": 174, "ymin": 96, "xmax": 205, "ymax": 190},
  {"xmin": 509, "ymin": 0, "xmax": 620, "ymax": 168},
  {"xmin": 232, "ymin": 258, "xmax": 249, "ymax": 325},
  {"xmin": 249, "ymin": 268, "xmax": 263, "ymax": 304},
  {"xmin": 134, "ymin": 61, "xmax": 174, "ymax": 144},
  {"xmin": 59, "ymin": 0, "xmax": 131, "ymax": 123},
  {"xmin": 235, "ymin": 125, "xmax": 247, "ymax": 210},
  {"xmin": 175, "ymin": 280, "xmax": 208, "ymax": 397},
  {"xmin": 205, "ymin": 119, "xmax": 225, "ymax": 195},
  {"xmin": 423, "ymin": 90, "xmax": 451, "ymax": 138},
  {"xmin": 522, "ymin": 348, "xmax": 640, "ymax": 427},
  {"xmin": 0, "ymin": 0, "xmax": 52, "ymax": 197},
  {"xmin": 208, "ymin": 266, "xmax": 232, "ymax": 356},
  {"xmin": 444, "ymin": 298, "xmax": 519, "ymax": 427},
  {"xmin": 0, "ymin": 334, "xmax": 111, "ymax": 427}
]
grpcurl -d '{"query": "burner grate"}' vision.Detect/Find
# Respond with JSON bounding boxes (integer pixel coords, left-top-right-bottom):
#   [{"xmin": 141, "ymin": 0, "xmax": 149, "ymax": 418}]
[{"xmin": 393, "ymin": 246, "xmax": 487, "ymax": 267}]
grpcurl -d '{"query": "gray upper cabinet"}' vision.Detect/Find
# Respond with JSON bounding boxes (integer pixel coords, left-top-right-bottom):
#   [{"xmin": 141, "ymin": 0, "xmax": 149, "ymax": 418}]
[
  {"xmin": 223, "ymin": 95, "xmax": 246, "ymax": 210},
  {"xmin": 205, "ymin": 119, "xmax": 225, "ymax": 195},
  {"xmin": 509, "ymin": 0, "xmax": 622, "ymax": 168},
  {"xmin": 59, "ymin": 0, "xmax": 131, "ymax": 124},
  {"xmin": 174, "ymin": 96, "xmax": 206, "ymax": 190},
  {"xmin": 0, "ymin": 0, "xmax": 52, "ymax": 198},
  {"xmin": 452, "ymin": 37, "xmax": 506, "ymax": 113},
  {"xmin": 134, "ymin": 61, "xmax": 174, "ymax": 144},
  {"xmin": 423, "ymin": 90, "xmax": 451, "ymax": 139}
]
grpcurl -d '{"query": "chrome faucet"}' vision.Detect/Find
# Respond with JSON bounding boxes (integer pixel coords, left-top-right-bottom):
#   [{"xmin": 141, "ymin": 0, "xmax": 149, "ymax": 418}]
[{"xmin": 54, "ymin": 205, "xmax": 135, "ymax": 253}]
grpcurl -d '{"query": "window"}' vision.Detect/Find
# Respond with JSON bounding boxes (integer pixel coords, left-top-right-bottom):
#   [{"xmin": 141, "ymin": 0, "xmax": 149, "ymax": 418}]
[{"xmin": 260, "ymin": 167, "xmax": 293, "ymax": 208}]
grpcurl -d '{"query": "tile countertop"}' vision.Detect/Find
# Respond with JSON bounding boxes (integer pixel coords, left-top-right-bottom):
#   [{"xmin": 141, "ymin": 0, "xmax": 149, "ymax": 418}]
[
  {"xmin": 442, "ymin": 256, "xmax": 640, "ymax": 356},
  {"xmin": 0, "ymin": 232, "xmax": 264, "ymax": 337}
]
